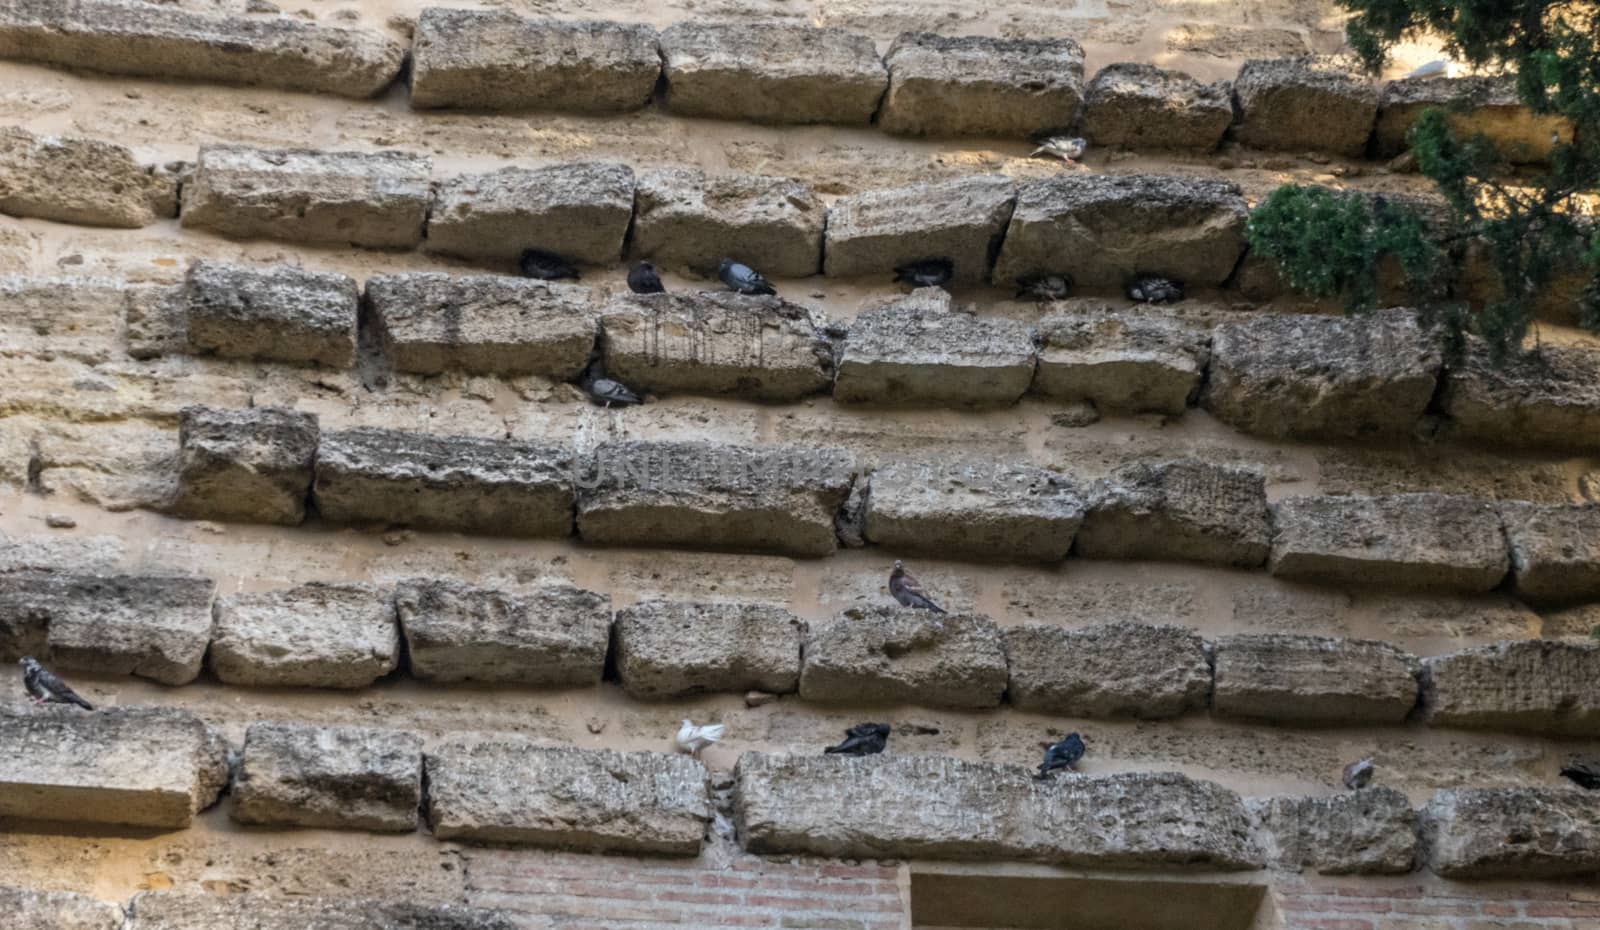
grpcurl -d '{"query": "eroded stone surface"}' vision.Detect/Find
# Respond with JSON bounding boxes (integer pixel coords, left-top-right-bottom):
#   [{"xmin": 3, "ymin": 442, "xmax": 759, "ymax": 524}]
[
  {"xmin": 166, "ymin": 405, "xmax": 318, "ymax": 526},
  {"xmin": 1233, "ymin": 57, "xmax": 1380, "ymax": 156},
  {"xmin": 1213, "ymin": 634, "xmax": 1421, "ymax": 725},
  {"xmin": 394, "ymin": 578, "xmax": 610, "ymax": 685},
  {"xmin": 1030, "ymin": 308, "xmax": 1211, "ymax": 415},
  {"xmin": 632, "ymin": 168, "xmax": 824, "ymax": 278},
  {"xmin": 1081, "ymin": 64, "xmax": 1233, "ymax": 151},
  {"xmin": 615, "ymin": 600, "xmax": 804, "ymax": 699},
  {"xmin": 1423, "ymin": 640, "xmax": 1600, "ymax": 737},
  {"xmin": 183, "ymin": 261, "xmax": 359, "ymax": 368},
  {"xmin": 799, "ymin": 606, "xmax": 1008, "ymax": 709},
  {"xmin": 210, "ymin": 583, "xmax": 398, "ymax": 689},
  {"xmin": 1443, "ymin": 342, "xmax": 1600, "ymax": 453},
  {"xmin": 424, "ymin": 162, "xmax": 634, "ymax": 265},
  {"xmin": 1425, "ymin": 787, "xmax": 1600, "ymax": 878},
  {"xmin": 1377, "ymin": 76, "xmax": 1573, "ymax": 163},
  {"xmin": 1078, "ymin": 460, "xmax": 1270, "ymax": 568},
  {"xmin": 824, "ymin": 176, "xmax": 1016, "ymax": 284},
  {"xmin": 0, "ymin": 886, "xmax": 123, "ymax": 930},
  {"xmin": 1501, "ymin": 503, "xmax": 1600, "ymax": 605},
  {"xmin": 0, "ymin": 126, "xmax": 176, "ymax": 228},
  {"xmin": 878, "ymin": 33, "xmax": 1084, "ymax": 138},
  {"xmin": 661, "ymin": 23, "xmax": 887, "ymax": 125},
  {"xmin": 233, "ymin": 721, "xmax": 422, "ymax": 832},
  {"xmin": 1250, "ymin": 789, "xmax": 1419, "ymax": 874},
  {"xmin": 1005, "ymin": 622, "xmax": 1210, "ymax": 719},
  {"xmin": 863, "ymin": 459, "xmax": 1084, "ymax": 563},
  {"xmin": 126, "ymin": 893, "xmax": 516, "ymax": 930}
]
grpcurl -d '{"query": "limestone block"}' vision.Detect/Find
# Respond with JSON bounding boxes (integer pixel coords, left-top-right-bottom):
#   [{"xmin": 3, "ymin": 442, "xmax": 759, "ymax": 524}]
[
  {"xmin": 366, "ymin": 273, "xmax": 597, "ymax": 378},
  {"xmin": 661, "ymin": 23, "xmax": 887, "ymax": 125},
  {"xmin": 180, "ymin": 145, "xmax": 430, "ymax": 250},
  {"xmin": 1425, "ymin": 787, "xmax": 1600, "ymax": 878},
  {"xmin": 126, "ymin": 893, "xmax": 516, "ymax": 930},
  {"xmin": 1233, "ymin": 57, "xmax": 1380, "ymax": 156},
  {"xmin": 823, "ymin": 176, "xmax": 1016, "ymax": 284},
  {"xmin": 210, "ymin": 583, "xmax": 398, "ymax": 689},
  {"xmin": 834, "ymin": 289, "xmax": 1036, "ymax": 407},
  {"xmin": 409, "ymin": 9, "xmax": 660, "ymax": 113},
  {"xmin": 598, "ymin": 292, "xmax": 832, "ymax": 402},
  {"xmin": 1030, "ymin": 308, "xmax": 1210, "ymax": 415},
  {"xmin": 312, "ymin": 428, "xmax": 575, "ymax": 538},
  {"xmin": 1422, "ymin": 640, "xmax": 1600, "ymax": 737},
  {"xmin": 124, "ymin": 283, "xmax": 187, "ymax": 359},
  {"xmin": 0, "ymin": 886, "xmax": 124, "ymax": 930},
  {"xmin": 878, "ymin": 33, "xmax": 1084, "ymax": 137},
  {"xmin": 862, "ymin": 459, "xmax": 1085, "ymax": 563},
  {"xmin": 1081, "ymin": 64, "xmax": 1233, "ymax": 151},
  {"xmin": 183, "ymin": 261, "xmax": 359, "ymax": 368},
  {"xmin": 425, "ymin": 741, "xmax": 711, "ymax": 854},
  {"xmin": 233, "ymin": 721, "xmax": 422, "ymax": 832},
  {"xmin": 167, "ymin": 405, "xmax": 318, "ymax": 526},
  {"xmin": 614, "ymin": 600, "xmax": 804, "ymax": 699},
  {"xmin": 393, "ymin": 578, "xmax": 610, "ymax": 685},
  {"xmin": 1250, "ymin": 789, "xmax": 1419, "ymax": 875},
  {"xmin": 992, "ymin": 174, "xmax": 1248, "ymax": 289},
  {"xmin": 425, "ymin": 162, "xmax": 634, "ymax": 265},
  {"xmin": 1078, "ymin": 460, "xmax": 1271, "ymax": 568},
  {"xmin": 1005, "ymin": 622, "xmax": 1210, "ymax": 719},
  {"xmin": 631, "ymin": 168, "xmax": 824, "ymax": 278},
  {"xmin": 798, "ymin": 607, "xmax": 1007, "ymax": 709},
  {"xmin": 1501, "ymin": 503, "xmax": 1600, "ymax": 604},
  {"xmin": 1377, "ymin": 76, "xmax": 1573, "ymax": 163},
  {"xmin": 0, "ymin": 0, "xmax": 405, "ymax": 98},
  {"xmin": 0, "ymin": 707, "xmax": 230, "ymax": 829},
  {"xmin": 1443, "ymin": 342, "xmax": 1600, "ymax": 453},
  {"xmin": 0, "ymin": 126, "xmax": 175, "ymax": 228},
  {"xmin": 1213, "ymin": 634, "xmax": 1421, "ymax": 725}
]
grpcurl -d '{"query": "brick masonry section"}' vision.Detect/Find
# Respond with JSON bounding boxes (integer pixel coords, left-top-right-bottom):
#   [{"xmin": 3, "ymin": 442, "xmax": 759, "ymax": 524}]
[{"xmin": 1269, "ymin": 875, "xmax": 1600, "ymax": 930}]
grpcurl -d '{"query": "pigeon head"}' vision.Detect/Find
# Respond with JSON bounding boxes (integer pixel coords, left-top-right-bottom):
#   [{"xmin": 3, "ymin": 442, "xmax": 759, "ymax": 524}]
[
  {"xmin": 717, "ymin": 258, "xmax": 735, "ymax": 274},
  {"xmin": 892, "ymin": 560, "xmax": 905, "ymax": 571},
  {"xmin": 19, "ymin": 656, "xmax": 37, "ymax": 669}
]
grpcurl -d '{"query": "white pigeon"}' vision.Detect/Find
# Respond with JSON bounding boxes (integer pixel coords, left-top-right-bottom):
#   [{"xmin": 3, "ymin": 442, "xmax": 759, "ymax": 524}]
[
  {"xmin": 1031, "ymin": 136, "xmax": 1087, "ymax": 164},
  {"xmin": 675, "ymin": 719, "xmax": 724, "ymax": 758},
  {"xmin": 1402, "ymin": 60, "xmax": 1453, "ymax": 80}
]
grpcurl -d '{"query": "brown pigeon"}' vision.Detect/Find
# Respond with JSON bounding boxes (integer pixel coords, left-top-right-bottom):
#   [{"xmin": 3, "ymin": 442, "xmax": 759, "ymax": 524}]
[{"xmin": 889, "ymin": 560, "xmax": 946, "ymax": 613}]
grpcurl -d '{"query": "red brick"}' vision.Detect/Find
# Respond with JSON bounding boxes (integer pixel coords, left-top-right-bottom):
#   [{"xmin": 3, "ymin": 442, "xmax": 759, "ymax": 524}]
[
  {"xmin": 656, "ymin": 889, "xmax": 742, "ymax": 907},
  {"xmin": 1281, "ymin": 897, "xmax": 1393, "ymax": 915},
  {"xmin": 1391, "ymin": 902, "xmax": 1479, "ymax": 917},
  {"xmin": 1480, "ymin": 904, "xmax": 1520, "ymax": 917},
  {"xmin": 1292, "ymin": 919, "xmax": 1376, "ymax": 930},
  {"xmin": 1330, "ymin": 886, "xmax": 1428, "ymax": 900},
  {"xmin": 1525, "ymin": 903, "xmax": 1600, "ymax": 918}
]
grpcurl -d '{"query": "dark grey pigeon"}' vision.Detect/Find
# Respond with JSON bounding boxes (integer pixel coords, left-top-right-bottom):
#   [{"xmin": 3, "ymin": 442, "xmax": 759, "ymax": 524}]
[
  {"xmin": 889, "ymin": 560, "xmax": 946, "ymax": 613},
  {"xmin": 893, "ymin": 258, "xmax": 954, "ymax": 288},
  {"xmin": 824, "ymin": 722, "xmax": 890, "ymax": 756},
  {"xmin": 1561, "ymin": 761, "xmax": 1600, "ymax": 790},
  {"xmin": 718, "ymin": 258, "xmax": 776, "ymax": 296},
  {"xmin": 20, "ymin": 657, "xmax": 93, "ymax": 710},
  {"xmin": 628, "ymin": 261, "xmax": 665, "ymax": 294},
  {"xmin": 578, "ymin": 355, "xmax": 642, "ymax": 408},
  {"xmin": 1342, "ymin": 758, "xmax": 1376, "ymax": 790},
  {"xmin": 1036, "ymin": 732, "xmax": 1085, "ymax": 779},
  {"xmin": 519, "ymin": 248, "xmax": 580, "ymax": 281},
  {"xmin": 1016, "ymin": 273, "xmax": 1073, "ymax": 301},
  {"xmin": 1127, "ymin": 273, "xmax": 1183, "ymax": 303}
]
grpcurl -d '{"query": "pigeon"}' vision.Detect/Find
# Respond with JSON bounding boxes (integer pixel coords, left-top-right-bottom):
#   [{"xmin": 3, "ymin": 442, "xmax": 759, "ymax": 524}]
[
  {"xmin": 628, "ymin": 260, "xmax": 665, "ymax": 295},
  {"xmin": 718, "ymin": 258, "xmax": 776, "ymax": 296},
  {"xmin": 1402, "ymin": 60, "xmax": 1450, "ymax": 80},
  {"xmin": 1560, "ymin": 761, "xmax": 1600, "ymax": 790},
  {"xmin": 889, "ymin": 560, "xmax": 946, "ymax": 614},
  {"xmin": 824, "ymin": 722, "xmax": 890, "ymax": 756},
  {"xmin": 19, "ymin": 657, "xmax": 93, "ymax": 710},
  {"xmin": 1127, "ymin": 273, "xmax": 1184, "ymax": 304},
  {"xmin": 893, "ymin": 258, "xmax": 954, "ymax": 289},
  {"xmin": 1342, "ymin": 758, "xmax": 1376, "ymax": 790},
  {"xmin": 675, "ymin": 719, "xmax": 724, "ymax": 758},
  {"xmin": 1016, "ymin": 273, "xmax": 1073, "ymax": 301},
  {"xmin": 519, "ymin": 248, "xmax": 580, "ymax": 281},
  {"xmin": 1031, "ymin": 136, "xmax": 1087, "ymax": 163},
  {"xmin": 1036, "ymin": 732, "xmax": 1086, "ymax": 779},
  {"xmin": 578, "ymin": 354, "xmax": 643, "ymax": 408}
]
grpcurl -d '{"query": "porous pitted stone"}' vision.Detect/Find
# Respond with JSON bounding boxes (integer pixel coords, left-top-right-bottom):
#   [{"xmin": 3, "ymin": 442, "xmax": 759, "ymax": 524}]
[
  {"xmin": 1078, "ymin": 460, "xmax": 1270, "ymax": 568},
  {"xmin": 862, "ymin": 459, "xmax": 1085, "ymax": 563},
  {"xmin": 1081, "ymin": 63, "xmax": 1233, "ymax": 151},
  {"xmin": 312, "ymin": 428, "xmax": 575, "ymax": 538},
  {"xmin": 1250, "ymin": 789, "xmax": 1419, "ymax": 875},
  {"xmin": 1422, "ymin": 640, "xmax": 1600, "ymax": 737},
  {"xmin": 878, "ymin": 33, "xmax": 1085, "ymax": 137},
  {"xmin": 180, "ymin": 145, "xmax": 431, "ymax": 250},
  {"xmin": 1232, "ymin": 57, "xmax": 1380, "ymax": 156},
  {"xmin": 632, "ymin": 168, "xmax": 824, "ymax": 278},
  {"xmin": 1203, "ymin": 310, "xmax": 1442, "ymax": 439},
  {"xmin": 1376, "ymin": 76, "xmax": 1574, "ymax": 163},
  {"xmin": 210, "ymin": 583, "xmax": 398, "ymax": 689},
  {"xmin": 0, "ymin": 0, "xmax": 405, "ymax": 98},
  {"xmin": 576, "ymin": 440, "xmax": 854, "ymax": 558},
  {"xmin": 834, "ymin": 289, "xmax": 1036, "ymax": 407},
  {"xmin": 409, "ymin": 8, "xmax": 660, "ymax": 113},
  {"xmin": 0, "ymin": 886, "xmax": 123, "ymax": 930},
  {"xmin": 393, "ymin": 578, "xmax": 610, "ymax": 685},
  {"xmin": 614, "ymin": 600, "xmax": 804, "ymax": 699},
  {"xmin": 425, "ymin": 741, "xmax": 711, "ymax": 854},
  {"xmin": 823, "ymin": 176, "xmax": 1016, "ymax": 284},
  {"xmin": 1442, "ymin": 341, "xmax": 1600, "ymax": 453},
  {"xmin": 0, "ymin": 126, "xmax": 176, "ymax": 228},
  {"xmin": 0, "ymin": 707, "xmax": 229, "ymax": 829},
  {"xmin": 424, "ymin": 162, "xmax": 634, "ymax": 265},
  {"xmin": 124, "ymin": 283, "xmax": 187, "ymax": 360},
  {"xmin": 0, "ymin": 572, "xmax": 215, "ymax": 686},
  {"xmin": 798, "ymin": 606, "xmax": 1008, "ymax": 709},
  {"xmin": 1213, "ymin": 634, "xmax": 1421, "ymax": 725},
  {"xmin": 1425, "ymin": 787, "xmax": 1600, "ymax": 879},
  {"xmin": 233, "ymin": 721, "xmax": 422, "ymax": 832},
  {"xmin": 183, "ymin": 261, "xmax": 359, "ymax": 368},
  {"xmin": 660, "ymin": 23, "xmax": 887, "ymax": 125},
  {"xmin": 736, "ymin": 753, "xmax": 1263, "ymax": 870},
  {"xmin": 598, "ymin": 292, "xmax": 832, "ymax": 402},
  {"xmin": 1004, "ymin": 622, "xmax": 1210, "ymax": 719},
  {"xmin": 1030, "ymin": 308, "xmax": 1211, "ymax": 415},
  {"xmin": 365, "ymin": 273, "xmax": 597, "ymax": 378},
  {"xmin": 167, "ymin": 405, "xmax": 318, "ymax": 526},
  {"xmin": 1501, "ymin": 503, "xmax": 1600, "ymax": 605},
  {"xmin": 992, "ymin": 174, "xmax": 1248, "ymax": 289},
  {"xmin": 126, "ymin": 893, "xmax": 517, "ymax": 930}
]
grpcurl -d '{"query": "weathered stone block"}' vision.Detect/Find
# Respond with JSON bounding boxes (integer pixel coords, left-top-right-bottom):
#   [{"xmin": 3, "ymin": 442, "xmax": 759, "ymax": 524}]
[
  {"xmin": 1078, "ymin": 460, "xmax": 1270, "ymax": 568},
  {"xmin": 233, "ymin": 721, "xmax": 422, "ymax": 832},
  {"xmin": 124, "ymin": 283, "xmax": 187, "ymax": 360},
  {"xmin": 166, "ymin": 405, "xmax": 318, "ymax": 526},
  {"xmin": 1250, "ymin": 789, "xmax": 1419, "ymax": 875},
  {"xmin": 799, "ymin": 606, "xmax": 1007, "ymax": 709},
  {"xmin": 425, "ymin": 162, "xmax": 634, "ymax": 265},
  {"xmin": 409, "ymin": 9, "xmax": 660, "ymax": 113},
  {"xmin": 576, "ymin": 440, "xmax": 854, "ymax": 558},
  {"xmin": 1203, "ymin": 310, "xmax": 1442, "ymax": 440},
  {"xmin": 1081, "ymin": 64, "xmax": 1233, "ymax": 151},
  {"xmin": 1233, "ymin": 57, "xmax": 1379, "ymax": 156},
  {"xmin": 599, "ymin": 292, "xmax": 832, "ymax": 402},
  {"xmin": 0, "ymin": 886, "xmax": 123, "ymax": 930},
  {"xmin": 210, "ymin": 583, "xmax": 398, "ymax": 689},
  {"xmin": 1269, "ymin": 493, "xmax": 1509, "ymax": 594},
  {"xmin": 312, "ymin": 427, "xmax": 575, "ymax": 538},
  {"xmin": 1030, "ymin": 308, "xmax": 1210, "ymax": 415},
  {"xmin": 1501, "ymin": 503, "xmax": 1600, "ymax": 605},
  {"xmin": 393, "ymin": 578, "xmax": 610, "ymax": 685},
  {"xmin": 1005, "ymin": 622, "xmax": 1210, "ymax": 719},
  {"xmin": 0, "ymin": 707, "xmax": 229, "ymax": 829},
  {"xmin": 632, "ymin": 168, "xmax": 824, "ymax": 278},
  {"xmin": 863, "ymin": 460, "xmax": 1084, "ymax": 563},
  {"xmin": 0, "ymin": 126, "xmax": 176, "ymax": 228},
  {"xmin": 0, "ymin": 572, "xmax": 214, "ymax": 686},
  {"xmin": 824, "ymin": 176, "xmax": 1016, "ymax": 284},
  {"xmin": 1425, "ymin": 787, "xmax": 1600, "ymax": 879},
  {"xmin": 1377, "ymin": 76, "xmax": 1574, "ymax": 163},
  {"xmin": 426, "ymin": 741, "xmax": 711, "ymax": 854},
  {"xmin": 183, "ymin": 261, "xmax": 359, "ymax": 368},
  {"xmin": 1443, "ymin": 342, "xmax": 1600, "ymax": 453},
  {"xmin": 615, "ymin": 600, "xmax": 804, "ymax": 699},
  {"xmin": 736, "ymin": 754, "xmax": 1263, "ymax": 869},
  {"xmin": 1423, "ymin": 640, "xmax": 1600, "ymax": 737},
  {"xmin": 993, "ymin": 174, "xmax": 1248, "ymax": 289},
  {"xmin": 878, "ymin": 33, "xmax": 1084, "ymax": 137},
  {"xmin": 366, "ymin": 273, "xmax": 597, "ymax": 378},
  {"xmin": 1213, "ymin": 634, "xmax": 1421, "ymax": 725},
  {"xmin": 126, "ymin": 893, "xmax": 516, "ymax": 930},
  {"xmin": 661, "ymin": 23, "xmax": 887, "ymax": 125},
  {"xmin": 0, "ymin": 0, "xmax": 405, "ymax": 98},
  {"xmin": 834, "ymin": 289, "xmax": 1036, "ymax": 407}
]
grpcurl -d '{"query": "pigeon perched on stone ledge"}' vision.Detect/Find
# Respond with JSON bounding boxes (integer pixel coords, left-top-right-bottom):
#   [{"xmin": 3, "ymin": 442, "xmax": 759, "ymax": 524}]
[
  {"xmin": 1127, "ymin": 273, "xmax": 1184, "ymax": 304},
  {"xmin": 889, "ymin": 560, "xmax": 946, "ymax": 614},
  {"xmin": 824, "ymin": 722, "xmax": 890, "ymax": 756},
  {"xmin": 19, "ymin": 657, "xmax": 93, "ymax": 710},
  {"xmin": 519, "ymin": 248, "xmax": 580, "ymax": 281},
  {"xmin": 1036, "ymin": 732, "xmax": 1085, "ymax": 779},
  {"xmin": 675, "ymin": 719, "xmax": 724, "ymax": 758},
  {"xmin": 1031, "ymin": 136, "xmax": 1087, "ymax": 164},
  {"xmin": 628, "ymin": 260, "xmax": 665, "ymax": 294},
  {"xmin": 1561, "ymin": 760, "xmax": 1600, "ymax": 790},
  {"xmin": 1342, "ymin": 758, "xmax": 1375, "ymax": 790},
  {"xmin": 1017, "ymin": 273, "xmax": 1073, "ymax": 301},
  {"xmin": 893, "ymin": 258, "xmax": 954, "ymax": 289},
  {"xmin": 718, "ymin": 258, "xmax": 776, "ymax": 296},
  {"xmin": 578, "ymin": 354, "xmax": 642, "ymax": 408}
]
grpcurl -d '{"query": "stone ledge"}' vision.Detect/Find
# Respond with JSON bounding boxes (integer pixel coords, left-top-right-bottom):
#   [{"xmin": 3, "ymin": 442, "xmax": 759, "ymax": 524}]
[
  {"xmin": 879, "ymin": 33, "xmax": 1084, "ymax": 138},
  {"xmin": 1232, "ymin": 57, "xmax": 1379, "ymax": 157},
  {"xmin": 823, "ymin": 176, "xmax": 1017, "ymax": 284},
  {"xmin": 1213, "ymin": 634, "xmax": 1421, "ymax": 726},
  {"xmin": 1005, "ymin": 622, "xmax": 1210, "ymax": 719},
  {"xmin": 183, "ymin": 261, "xmax": 359, "ymax": 368},
  {"xmin": 1425, "ymin": 787, "xmax": 1600, "ymax": 879},
  {"xmin": 166, "ymin": 405, "xmax": 318, "ymax": 527},
  {"xmin": 1082, "ymin": 64, "xmax": 1233, "ymax": 151},
  {"xmin": 1501, "ymin": 503, "xmax": 1600, "ymax": 605},
  {"xmin": 862, "ymin": 459, "xmax": 1085, "ymax": 563},
  {"xmin": 126, "ymin": 892, "xmax": 517, "ymax": 930},
  {"xmin": 0, "ymin": 886, "xmax": 124, "ymax": 930},
  {"xmin": 799, "ymin": 606, "xmax": 1008, "ymax": 709},
  {"xmin": 1443, "ymin": 342, "xmax": 1600, "ymax": 453},
  {"xmin": 424, "ymin": 162, "xmax": 635, "ymax": 265},
  {"xmin": 1250, "ymin": 789, "xmax": 1419, "ymax": 875},
  {"xmin": 1030, "ymin": 308, "xmax": 1210, "ymax": 416},
  {"xmin": 631, "ymin": 168, "xmax": 825, "ymax": 278},
  {"xmin": 232, "ymin": 721, "xmax": 422, "ymax": 832},
  {"xmin": 210, "ymin": 583, "xmax": 398, "ymax": 689},
  {"xmin": 0, "ymin": 126, "xmax": 176, "ymax": 228},
  {"xmin": 614, "ymin": 600, "xmax": 804, "ymax": 699},
  {"xmin": 394, "ymin": 578, "xmax": 610, "ymax": 686},
  {"xmin": 1422, "ymin": 640, "xmax": 1600, "ymax": 737},
  {"xmin": 1078, "ymin": 459, "xmax": 1270, "ymax": 568},
  {"xmin": 661, "ymin": 23, "xmax": 887, "ymax": 125}
]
